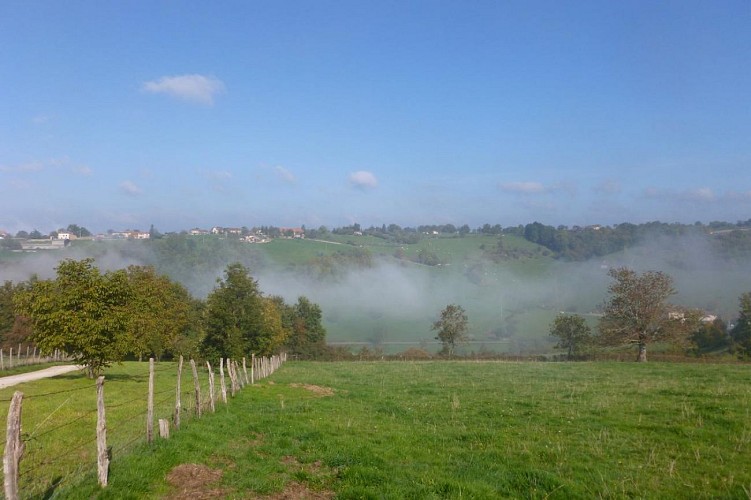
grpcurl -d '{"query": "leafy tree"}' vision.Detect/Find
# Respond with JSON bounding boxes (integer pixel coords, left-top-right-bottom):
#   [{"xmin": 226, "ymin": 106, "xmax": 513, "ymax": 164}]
[
  {"xmin": 432, "ymin": 304, "xmax": 469, "ymax": 357},
  {"xmin": 124, "ymin": 265, "xmax": 192, "ymax": 361},
  {"xmin": 201, "ymin": 263, "xmax": 287, "ymax": 361},
  {"xmin": 0, "ymin": 281, "xmax": 17, "ymax": 340},
  {"xmin": 28, "ymin": 229, "xmax": 44, "ymax": 239},
  {"xmin": 256, "ymin": 297, "xmax": 288, "ymax": 355},
  {"xmin": 14, "ymin": 259, "xmax": 132, "ymax": 377},
  {"xmin": 730, "ymin": 292, "xmax": 751, "ymax": 356},
  {"xmin": 15, "ymin": 230, "xmax": 28, "ymax": 239},
  {"xmin": 65, "ymin": 224, "xmax": 91, "ymax": 237},
  {"xmin": 598, "ymin": 267, "xmax": 691, "ymax": 362},
  {"xmin": 283, "ymin": 296, "xmax": 327, "ymax": 359},
  {"xmin": 0, "ymin": 280, "xmax": 33, "ymax": 348},
  {"xmin": 550, "ymin": 314, "xmax": 592, "ymax": 359},
  {"xmin": 691, "ymin": 317, "xmax": 729, "ymax": 354}
]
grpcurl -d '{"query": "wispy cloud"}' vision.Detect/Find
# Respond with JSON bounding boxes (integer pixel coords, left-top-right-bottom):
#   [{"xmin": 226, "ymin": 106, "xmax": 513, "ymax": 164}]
[
  {"xmin": 73, "ymin": 165, "xmax": 93, "ymax": 176},
  {"xmin": 119, "ymin": 180, "xmax": 143, "ymax": 197},
  {"xmin": 274, "ymin": 166, "xmax": 296, "ymax": 183},
  {"xmin": 204, "ymin": 170, "xmax": 232, "ymax": 181},
  {"xmin": 594, "ymin": 180, "xmax": 622, "ymax": 195},
  {"xmin": 6, "ymin": 162, "xmax": 43, "ymax": 173},
  {"xmin": 349, "ymin": 170, "xmax": 378, "ymax": 190},
  {"xmin": 498, "ymin": 181, "xmax": 546, "ymax": 194},
  {"xmin": 31, "ymin": 115, "xmax": 50, "ymax": 125},
  {"xmin": 142, "ymin": 74, "xmax": 225, "ymax": 105},
  {"xmin": 0, "ymin": 157, "xmax": 93, "ymax": 175},
  {"xmin": 643, "ymin": 186, "xmax": 717, "ymax": 203}
]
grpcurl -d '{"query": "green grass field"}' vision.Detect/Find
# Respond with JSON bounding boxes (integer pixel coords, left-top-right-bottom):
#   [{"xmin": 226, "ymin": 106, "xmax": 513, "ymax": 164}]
[{"xmin": 12, "ymin": 360, "xmax": 748, "ymax": 498}]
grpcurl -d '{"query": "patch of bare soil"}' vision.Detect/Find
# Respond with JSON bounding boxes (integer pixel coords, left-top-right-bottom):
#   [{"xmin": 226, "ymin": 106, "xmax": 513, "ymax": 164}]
[
  {"xmin": 260, "ymin": 481, "xmax": 334, "ymax": 499},
  {"xmin": 165, "ymin": 463, "xmax": 227, "ymax": 499},
  {"xmin": 289, "ymin": 383, "xmax": 335, "ymax": 396}
]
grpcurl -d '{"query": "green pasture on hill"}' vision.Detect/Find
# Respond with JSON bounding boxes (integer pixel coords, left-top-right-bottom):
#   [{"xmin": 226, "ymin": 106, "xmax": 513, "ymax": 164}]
[{"xmin": 11, "ymin": 360, "xmax": 748, "ymax": 498}]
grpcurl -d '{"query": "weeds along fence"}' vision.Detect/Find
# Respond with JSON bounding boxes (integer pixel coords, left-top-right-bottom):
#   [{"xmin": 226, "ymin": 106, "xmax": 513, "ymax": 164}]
[
  {"xmin": 1, "ymin": 353, "xmax": 286, "ymax": 499},
  {"xmin": 0, "ymin": 346, "xmax": 69, "ymax": 372}
]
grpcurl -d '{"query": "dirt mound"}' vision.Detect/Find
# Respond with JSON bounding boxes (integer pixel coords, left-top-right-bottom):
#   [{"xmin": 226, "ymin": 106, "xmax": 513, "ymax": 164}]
[
  {"xmin": 165, "ymin": 463, "xmax": 226, "ymax": 499},
  {"xmin": 289, "ymin": 383, "xmax": 335, "ymax": 396}
]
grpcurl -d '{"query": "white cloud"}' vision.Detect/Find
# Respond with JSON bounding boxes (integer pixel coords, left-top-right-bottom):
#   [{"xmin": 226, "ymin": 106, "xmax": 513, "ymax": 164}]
[
  {"xmin": 73, "ymin": 165, "xmax": 93, "ymax": 176},
  {"xmin": 142, "ymin": 74, "xmax": 225, "ymax": 105},
  {"xmin": 32, "ymin": 115, "xmax": 50, "ymax": 125},
  {"xmin": 688, "ymin": 187, "xmax": 715, "ymax": 202},
  {"xmin": 498, "ymin": 181, "xmax": 546, "ymax": 194},
  {"xmin": 274, "ymin": 166, "xmax": 297, "ymax": 183},
  {"xmin": 119, "ymin": 180, "xmax": 143, "ymax": 197},
  {"xmin": 349, "ymin": 171, "xmax": 378, "ymax": 190}
]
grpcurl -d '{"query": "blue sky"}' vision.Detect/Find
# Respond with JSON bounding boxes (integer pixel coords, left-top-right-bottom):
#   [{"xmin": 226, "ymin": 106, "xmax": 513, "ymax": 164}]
[{"xmin": 1, "ymin": 1, "xmax": 750, "ymax": 234}]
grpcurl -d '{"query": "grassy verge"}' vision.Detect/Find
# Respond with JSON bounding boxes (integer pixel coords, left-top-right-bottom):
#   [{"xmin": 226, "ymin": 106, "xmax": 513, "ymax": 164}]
[{"xmin": 48, "ymin": 360, "xmax": 751, "ymax": 498}]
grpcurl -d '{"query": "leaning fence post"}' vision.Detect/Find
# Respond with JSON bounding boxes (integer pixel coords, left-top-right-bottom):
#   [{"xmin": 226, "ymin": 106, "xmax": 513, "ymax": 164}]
[
  {"xmin": 242, "ymin": 357, "xmax": 249, "ymax": 385},
  {"xmin": 219, "ymin": 358, "xmax": 227, "ymax": 404},
  {"xmin": 96, "ymin": 376, "xmax": 109, "ymax": 487},
  {"xmin": 147, "ymin": 358, "xmax": 154, "ymax": 443},
  {"xmin": 174, "ymin": 355, "xmax": 183, "ymax": 429},
  {"xmin": 190, "ymin": 359, "xmax": 201, "ymax": 417},
  {"xmin": 206, "ymin": 361, "xmax": 216, "ymax": 413},
  {"xmin": 251, "ymin": 353, "xmax": 255, "ymax": 384},
  {"xmin": 3, "ymin": 391, "xmax": 24, "ymax": 500}
]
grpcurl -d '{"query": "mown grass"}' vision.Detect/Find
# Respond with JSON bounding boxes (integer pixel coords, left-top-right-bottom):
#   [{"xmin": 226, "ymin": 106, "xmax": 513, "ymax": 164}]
[{"xmin": 37, "ymin": 360, "xmax": 751, "ymax": 498}]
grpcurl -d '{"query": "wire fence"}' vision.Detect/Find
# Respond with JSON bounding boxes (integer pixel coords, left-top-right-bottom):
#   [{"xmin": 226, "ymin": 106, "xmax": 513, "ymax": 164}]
[
  {"xmin": 0, "ymin": 346, "xmax": 70, "ymax": 372},
  {"xmin": 0, "ymin": 353, "xmax": 287, "ymax": 499}
]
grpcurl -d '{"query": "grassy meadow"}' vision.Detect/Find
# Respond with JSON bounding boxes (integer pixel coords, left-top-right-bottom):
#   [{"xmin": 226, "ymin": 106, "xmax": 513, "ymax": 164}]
[
  {"xmin": 8, "ymin": 360, "xmax": 748, "ymax": 498},
  {"xmin": 0, "ymin": 361, "xmax": 211, "ymax": 497}
]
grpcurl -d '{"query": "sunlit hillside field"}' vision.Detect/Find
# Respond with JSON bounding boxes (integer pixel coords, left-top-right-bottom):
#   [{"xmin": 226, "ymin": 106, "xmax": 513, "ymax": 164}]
[{"xmin": 53, "ymin": 360, "xmax": 751, "ymax": 498}]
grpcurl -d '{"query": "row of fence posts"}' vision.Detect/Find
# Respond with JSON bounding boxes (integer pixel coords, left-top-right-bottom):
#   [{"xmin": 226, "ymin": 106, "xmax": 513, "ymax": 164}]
[
  {"xmin": 0, "ymin": 346, "xmax": 65, "ymax": 371},
  {"xmin": 3, "ymin": 352, "xmax": 287, "ymax": 499}
]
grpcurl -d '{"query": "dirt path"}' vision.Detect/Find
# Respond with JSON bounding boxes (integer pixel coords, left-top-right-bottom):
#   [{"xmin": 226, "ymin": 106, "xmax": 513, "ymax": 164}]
[{"xmin": 0, "ymin": 365, "xmax": 80, "ymax": 390}]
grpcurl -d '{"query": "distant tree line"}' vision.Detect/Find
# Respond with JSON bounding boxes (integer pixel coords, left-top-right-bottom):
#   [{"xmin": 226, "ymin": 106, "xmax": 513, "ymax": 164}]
[
  {"xmin": 1, "ymin": 259, "xmax": 327, "ymax": 377},
  {"xmin": 516, "ymin": 220, "xmax": 751, "ymax": 261}
]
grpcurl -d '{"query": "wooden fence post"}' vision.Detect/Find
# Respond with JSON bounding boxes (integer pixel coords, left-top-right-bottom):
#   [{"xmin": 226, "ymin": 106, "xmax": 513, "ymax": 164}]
[
  {"xmin": 190, "ymin": 359, "xmax": 201, "ymax": 417},
  {"xmin": 147, "ymin": 358, "xmax": 154, "ymax": 444},
  {"xmin": 158, "ymin": 419, "xmax": 170, "ymax": 439},
  {"xmin": 206, "ymin": 361, "xmax": 215, "ymax": 413},
  {"xmin": 251, "ymin": 353, "xmax": 255, "ymax": 384},
  {"xmin": 8, "ymin": 348, "xmax": 12, "ymax": 369},
  {"xmin": 229, "ymin": 360, "xmax": 237, "ymax": 397},
  {"xmin": 242, "ymin": 357, "xmax": 249, "ymax": 385},
  {"xmin": 235, "ymin": 360, "xmax": 244, "ymax": 389},
  {"xmin": 1, "ymin": 349, "xmax": 4, "ymax": 370},
  {"xmin": 16, "ymin": 344, "xmax": 20, "ymax": 365},
  {"xmin": 219, "ymin": 358, "xmax": 227, "ymax": 404},
  {"xmin": 3, "ymin": 391, "xmax": 24, "ymax": 500},
  {"xmin": 174, "ymin": 355, "xmax": 183, "ymax": 429},
  {"xmin": 96, "ymin": 376, "xmax": 109, "ymax": 487}
]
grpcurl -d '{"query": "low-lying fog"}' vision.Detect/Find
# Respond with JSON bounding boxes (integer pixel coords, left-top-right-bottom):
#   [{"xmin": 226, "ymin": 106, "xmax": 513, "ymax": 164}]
[{"xmin": 2, "ymin": 233, "xmax": 748, "ymax": 352}]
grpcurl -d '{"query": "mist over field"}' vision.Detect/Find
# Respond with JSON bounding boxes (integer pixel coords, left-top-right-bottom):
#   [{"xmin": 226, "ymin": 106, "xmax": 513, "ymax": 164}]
[{"xmin": 2, "ymin": 230, "xmax": 749, "ymax": 353}]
